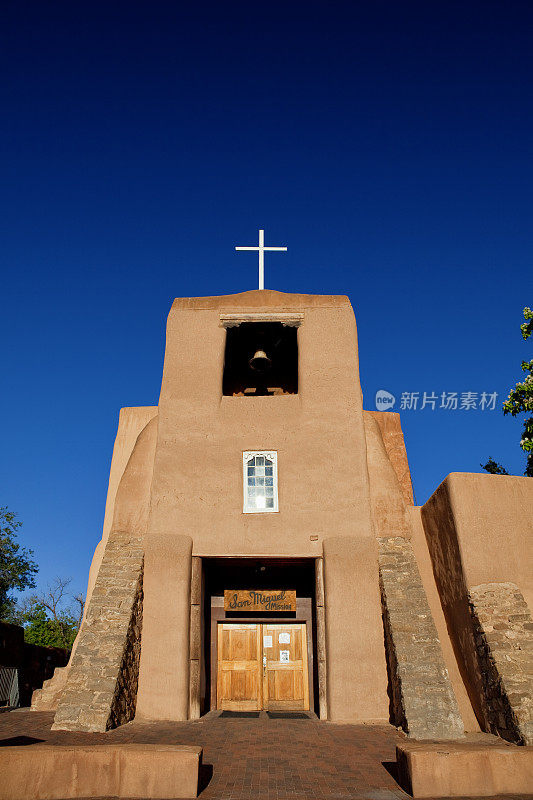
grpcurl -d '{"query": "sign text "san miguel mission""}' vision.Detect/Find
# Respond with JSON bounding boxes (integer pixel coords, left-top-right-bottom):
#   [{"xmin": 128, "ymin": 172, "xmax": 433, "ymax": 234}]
[{"xmin": 224, "ymin": 590, "xmax": 296, "ymax": 612}]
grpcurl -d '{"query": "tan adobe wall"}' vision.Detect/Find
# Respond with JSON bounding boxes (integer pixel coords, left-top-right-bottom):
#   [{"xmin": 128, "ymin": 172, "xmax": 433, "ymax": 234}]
[
  {"xmin": 77, "ymin": 407, "xmax": 157, "ymax": 642},
  {"xmin": 366, "ymin": 411, "xmax": 414, "ymax": 506},
  {"xmin": 149, "ymin": 290, "xmax": 375, "ymax": 557},
  {"xmin": 75, "ymin": 406, "xmax": 158, "ymax": 638},
  {"xmin": 139, "ymin": 290, "xmax": 390, "ymax": 722},
  {"xmin": 424, "ymin": 473, "xmax": 533, "ymax": 608},
  {"xmin": 364, "ymin": 412, "xmax": 412, "ymax": 539},
  {"xmin": 81, "ymin": 406, "xmax": 158, "ymax": 625},
  {"xmin": 101, "ymin": 407, "xmax": 159, "ymax": 548},
  {"xmin": 323, "ymin": 536, "xmax": 389, "ymax": 723}
]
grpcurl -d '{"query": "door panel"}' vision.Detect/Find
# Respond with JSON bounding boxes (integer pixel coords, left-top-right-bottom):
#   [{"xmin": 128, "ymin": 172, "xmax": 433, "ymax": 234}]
[
  {"xmin": 262, "ymin": 624, "xmax": 309, "ymax": 711},
  {"xmin": 216, "ymin": 622, "xmax": 309, "ymax": 711},
  {"xmin": 217, "ymin": 624, "xmax": 261, "ymax": 710}
]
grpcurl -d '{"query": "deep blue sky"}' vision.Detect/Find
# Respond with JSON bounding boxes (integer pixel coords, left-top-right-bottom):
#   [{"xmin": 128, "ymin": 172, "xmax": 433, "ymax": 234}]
[{"xmin": 1, "ymin": 1, "xmax": 532, "ymax": 602}]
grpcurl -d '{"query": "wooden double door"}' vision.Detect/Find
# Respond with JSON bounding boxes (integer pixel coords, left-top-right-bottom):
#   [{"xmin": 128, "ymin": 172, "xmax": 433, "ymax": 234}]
[{"xmin": 217, "ymin": 622, "xmax": 309, "ymax": 711}]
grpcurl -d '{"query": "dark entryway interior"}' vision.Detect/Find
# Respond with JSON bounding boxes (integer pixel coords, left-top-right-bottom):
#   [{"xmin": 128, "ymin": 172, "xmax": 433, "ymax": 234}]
[
  {"xmin": 204, "ymin": 558, "xmax": 314, "ymax": 615},
  {"xmin": 222, "ymin": 322, "xmax": 298, "ymax": 396},
  {"xmin": 202, "ymin": 558, "xmax": 318, "ymax": 715}
]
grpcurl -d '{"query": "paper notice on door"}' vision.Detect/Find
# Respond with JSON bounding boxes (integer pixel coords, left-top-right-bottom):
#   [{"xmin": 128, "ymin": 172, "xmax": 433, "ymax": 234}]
[
  {"xmin": 279, "ymin": 632, "xmax": 291, "ymax": 644},
  {"xmin": 263, "ymin": 635, "xmax": 273, "ymax": 648},
  {"xmin": 280, "ymin": 650, "xmax": 290, "ymax": 662}
]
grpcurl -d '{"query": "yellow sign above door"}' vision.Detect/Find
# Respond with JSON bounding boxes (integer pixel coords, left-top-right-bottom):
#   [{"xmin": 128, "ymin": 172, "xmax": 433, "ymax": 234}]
[{"xmin": 224, "ymin": 589, "xmax": 296, "ymax": 612}]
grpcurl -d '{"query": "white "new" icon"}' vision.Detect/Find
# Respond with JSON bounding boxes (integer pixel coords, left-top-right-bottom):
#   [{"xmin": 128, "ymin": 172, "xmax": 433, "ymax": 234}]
[{"xmin": 375, "ymin": 390, "xmax": 396, "ymax": 410}]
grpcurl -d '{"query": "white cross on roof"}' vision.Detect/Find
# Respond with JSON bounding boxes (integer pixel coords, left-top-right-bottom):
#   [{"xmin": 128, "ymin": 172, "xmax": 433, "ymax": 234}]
[{"xmin": 235, "ymin": 229, "xmax": 287, "ymax": 290}]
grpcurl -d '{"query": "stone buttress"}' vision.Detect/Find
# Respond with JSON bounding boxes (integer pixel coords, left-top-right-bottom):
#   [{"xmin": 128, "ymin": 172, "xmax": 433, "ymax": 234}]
[
  {"xmin": 51, "ymin": 412, "xmax": 157, "ymax": 732},
  {"xmin": 468, "ymin": 582, "xmax": 533, "ymax": 745},
  {"xmin": 365, "ymin": 411, "xmax": 465, "ymax": 739},
  {"xmin": 52, "ymin": 532, "xmax": 143, "ymax": 732},
  {"xmin": 378, "ymin": 537, "xmax": 464, "ymax": 739}
]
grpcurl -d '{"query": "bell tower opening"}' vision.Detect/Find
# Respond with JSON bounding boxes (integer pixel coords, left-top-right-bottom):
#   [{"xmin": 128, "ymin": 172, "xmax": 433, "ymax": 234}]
[{"xmin": 222, "ymin": 322, "xmax": 298, "ymax": 396}]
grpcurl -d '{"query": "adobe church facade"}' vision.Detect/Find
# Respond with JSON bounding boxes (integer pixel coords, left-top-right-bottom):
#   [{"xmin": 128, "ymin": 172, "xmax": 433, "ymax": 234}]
[{"xmin": 32, "ymin": 290, "xmax": 533, "ymax": 744}]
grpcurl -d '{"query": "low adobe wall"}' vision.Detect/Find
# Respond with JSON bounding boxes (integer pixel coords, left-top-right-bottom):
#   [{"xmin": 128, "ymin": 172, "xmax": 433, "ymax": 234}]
[
  {"xmin": 0, "ymin": 743, "xmax": 202, "ymax": 800},
  {"xmin": 396, "ymin": 739, "xmax": 533, "ymax": 798},
  {"xmin": 422, "ymin": 473, "xmax": 533, "ymax": 605}
]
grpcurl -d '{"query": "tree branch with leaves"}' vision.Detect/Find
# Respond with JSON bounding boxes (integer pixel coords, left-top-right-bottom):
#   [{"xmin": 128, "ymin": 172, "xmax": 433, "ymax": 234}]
[
  {"xmin": 0, "ymin": 507, "xmax": 38, "ymax": 621},
  {"xmin": 502, "ymin": 306, "xmax": 533, "ymax": 477},
  {"xmin": 22, "ymin": 577, "xmax": 85, "ymax": 649},
  {"xmin": 482, "ymin": 307, "xmax": 532, "ymax": 477},
  {"xmin": 22, "ymin": 578, "xmax": 85, "ymax": 650}
]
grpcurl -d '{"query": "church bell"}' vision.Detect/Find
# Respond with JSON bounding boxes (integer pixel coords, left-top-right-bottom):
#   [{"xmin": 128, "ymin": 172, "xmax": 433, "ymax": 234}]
[{"xmin": 249, "ymin": 349, "xmax": 271, "ymax": 372}]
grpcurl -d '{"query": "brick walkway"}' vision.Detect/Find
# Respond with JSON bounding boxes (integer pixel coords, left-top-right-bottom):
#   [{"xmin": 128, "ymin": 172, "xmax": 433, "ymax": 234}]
[{"xmin": 0, "ymin": 710, "xmax": 531, "ymax": 800}]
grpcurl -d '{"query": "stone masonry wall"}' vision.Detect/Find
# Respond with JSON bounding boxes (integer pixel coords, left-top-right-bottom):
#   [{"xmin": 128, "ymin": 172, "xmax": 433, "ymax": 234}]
[
  {"xmin": 468, "ymin": 582, "xmax": 533, "ymax": 745},
  {"xmin": 108, "ymin": 573, "xmax": 143, "ymax": 728},
  {"xmin": 52, "ymin": 531, "xmax": 143, "ymax": 732},
  {"xmin": 380, "ymin": 585, "xmax": 407, "ymax": 732},
  {"xmin": 378, "ymin": 537, "xmax": 464, "ymax": 739}
]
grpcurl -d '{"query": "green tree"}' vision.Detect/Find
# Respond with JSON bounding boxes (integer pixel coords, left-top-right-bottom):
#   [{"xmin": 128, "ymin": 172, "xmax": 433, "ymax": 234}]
[
  {"xmin": 22, "ymin": 603, "xmax": 66, "ymax": 648},
  {"xmin": 482, "ymin": 307, "xmax": 533, "ymax": 477},
  {"xmin": 502, "ymin": 307, "xmax": 533, "ymax": 477},
  {"xmin": 22, "ymin": 577, "xmax": 84, "ymax": 649},
  {"xmin": 480, "ymin": 457, "xmax": 509, "ymax": 475},
  {"xmin": 0, "ymin": 507, "xmax": 38, "ymax": 621}
]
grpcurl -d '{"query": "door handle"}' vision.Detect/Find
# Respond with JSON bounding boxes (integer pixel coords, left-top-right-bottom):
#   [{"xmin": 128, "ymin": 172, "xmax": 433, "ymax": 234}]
[{"xmin": 263, "ymin": 654, "xmax": 267, "ymax": 675}]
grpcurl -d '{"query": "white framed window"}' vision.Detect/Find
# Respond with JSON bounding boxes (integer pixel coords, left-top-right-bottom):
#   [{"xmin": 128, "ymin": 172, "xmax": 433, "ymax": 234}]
[{"xmin": 243, "ymin": 451, "xmax": 279, "ymax": 513}]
